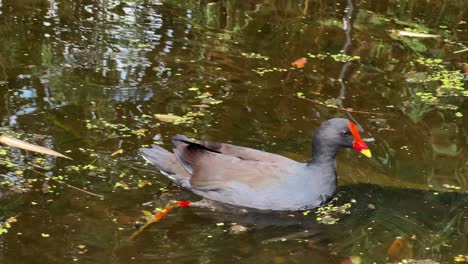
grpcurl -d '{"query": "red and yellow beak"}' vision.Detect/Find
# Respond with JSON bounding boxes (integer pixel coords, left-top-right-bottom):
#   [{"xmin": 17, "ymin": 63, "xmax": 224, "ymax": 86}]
[{"xmin": 349, "ymin": 122, "xmax": 372, "ymax": 158}]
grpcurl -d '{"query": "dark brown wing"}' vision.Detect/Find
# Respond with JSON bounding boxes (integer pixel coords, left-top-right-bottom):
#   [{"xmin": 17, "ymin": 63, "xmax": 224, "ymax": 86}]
[
  {"xmin": 171, "ymin": 135, "xmax": 298, "ymax": 190},
  {"xmin": 197, "ymin": 140, "xmax": 293, "ymax": 162}
]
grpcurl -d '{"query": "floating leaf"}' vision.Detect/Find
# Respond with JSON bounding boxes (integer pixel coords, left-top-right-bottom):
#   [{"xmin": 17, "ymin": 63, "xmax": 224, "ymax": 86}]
[
  {"xmin": 114, "ymin": 182, "xmax": 130, "ymax": 190},
  {"xmin": 6, "ymin": 217, "xmax": 17, "ymax": 223},
  {"xmin": 0, "ymin": 135, "xmax": 72, "ymax": 159},
  {"xmin": 154, "ymin": 114, "xmax": 183, "ymax": 123},
  {"xmin": 291, "ymin": 57, "xmax": 307, "ymax": 68},
  {"xmin": 137, "ymin": 180, "xmax": 151, "ymax": 188},
  {"xmin": 141, "ymin": 210, "xmax": 153, "ymax": 217},
  {"xmin": 196, "ymin": 92, "xmax": 213, "ymax": 99},
  {"xmin": 131, "ymin": 128, "xmax": 147, "ymax": 136}
]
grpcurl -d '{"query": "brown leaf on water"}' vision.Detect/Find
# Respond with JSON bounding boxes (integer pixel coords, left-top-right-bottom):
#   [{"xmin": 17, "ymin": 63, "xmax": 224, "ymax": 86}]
[
  {"xmin": 0, "ymin": 135, "xmax": 72, "ymax": 159},
  {"xmin": 387, "ymin": 236, "xmax": 413, "ymax": 262},
  {"xmin": 6, "ymin": 217, "xmax": 17, "ymax": 223},
  {"xmin": 154, "ymin": 114, "xmax": 182, "ymax": 123}
]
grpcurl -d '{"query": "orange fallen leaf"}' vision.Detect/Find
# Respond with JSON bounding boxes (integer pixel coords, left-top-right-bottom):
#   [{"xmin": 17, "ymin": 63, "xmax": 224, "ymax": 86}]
[
  {"xmin": 111, "ymin": 149, "xmax": 124, "ymax": 157},
  {"xmin": 291, "ymin": 57, "xmax": 307, "ymax": 68}
]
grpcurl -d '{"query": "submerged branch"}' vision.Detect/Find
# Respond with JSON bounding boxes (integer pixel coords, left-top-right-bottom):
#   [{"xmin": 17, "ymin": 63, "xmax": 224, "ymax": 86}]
[
  {"xmin": 300, "ymin": 96, "xmax": 393, "ymax": 116},
  {"xmin": 31, "ymin": 169, "xmax": 104, "ymax": 199}
]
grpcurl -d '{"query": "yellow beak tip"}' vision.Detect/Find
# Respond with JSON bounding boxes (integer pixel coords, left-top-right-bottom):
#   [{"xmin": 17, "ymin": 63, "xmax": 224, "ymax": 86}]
[{"xmin": 360, "ymin": 149, "xmax": 372, "ymax": 158}]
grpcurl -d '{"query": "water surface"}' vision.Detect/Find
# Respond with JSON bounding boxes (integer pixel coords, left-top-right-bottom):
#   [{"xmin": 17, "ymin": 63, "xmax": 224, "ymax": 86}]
[{"xmin": 0, "ymin": 0, "xmax": 467, "ymax": 263}]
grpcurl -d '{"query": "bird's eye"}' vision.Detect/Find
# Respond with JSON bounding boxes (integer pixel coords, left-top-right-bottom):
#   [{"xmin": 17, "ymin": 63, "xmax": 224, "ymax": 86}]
[{"xmin": 341, "ymin": 130, "xmax": 350, "ymax": 136}]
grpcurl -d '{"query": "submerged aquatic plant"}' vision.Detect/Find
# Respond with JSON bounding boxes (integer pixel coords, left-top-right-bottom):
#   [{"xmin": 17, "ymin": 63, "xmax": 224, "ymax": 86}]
[
  {"xmin": 414, "ymin": 58, "xmax": 465, "ymax": 96},
  {"xmin": 404, "ymin": 58, "xmax": 467, "ymax": 119}
]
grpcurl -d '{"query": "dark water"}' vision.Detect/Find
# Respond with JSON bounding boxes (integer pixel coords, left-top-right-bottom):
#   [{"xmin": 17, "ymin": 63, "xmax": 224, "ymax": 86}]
[{"xmin": 0, "ymin": 0, "xmax": 467, "ymax": 263}]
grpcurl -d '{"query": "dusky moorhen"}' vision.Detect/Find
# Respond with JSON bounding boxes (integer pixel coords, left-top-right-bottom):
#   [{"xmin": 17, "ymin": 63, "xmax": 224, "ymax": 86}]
[{"xmin": 141, "ymin": 118, "xmax": 371, "ymax": 211}]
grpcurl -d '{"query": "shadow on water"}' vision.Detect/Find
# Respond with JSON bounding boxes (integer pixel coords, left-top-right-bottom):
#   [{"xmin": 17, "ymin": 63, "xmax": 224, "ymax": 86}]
[{"xmin": 111, "ymin": 183, "xmax": 467, "ymax": 263}]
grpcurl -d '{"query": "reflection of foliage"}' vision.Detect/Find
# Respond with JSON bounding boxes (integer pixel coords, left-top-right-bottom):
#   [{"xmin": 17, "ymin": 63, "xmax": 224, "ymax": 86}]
[
  {"xmin": 408, "ymin": 58, "xmax": 468, "ymax": 118},
  {"xmin": 0, "ymin": 0, "xmax": 467, "ymax": 262},
  {"xmin": 414, "ymin": 58, "xmax": 465, "ymax": 96},
  {"xmin": 334, "ymin": 195, "xmax": 468, "ymax": 263},
  {"xmin": 307, "ymin": 52, "xmax": 360, "ymax": 63},
  {"xmin": 393, "ymin": 19, "xmax": 431, "ymax": 33},
  {"xmin": 388, "ymin": 20, "xmax": 434, "ymax": 53},
  {"xmin": 402, "ymin": 84, "xmax": 436, "ymax": 122},
  {"xmin": 403, "ymin": 58, "xmax": 466, "ymax": 120},
  {"xmin": 40, "ymin": 43, "xmax": 54, "ymax": 68},
  {"xmin": 389, "ymin": 33, "xmax": 427, "ymax": 52}
]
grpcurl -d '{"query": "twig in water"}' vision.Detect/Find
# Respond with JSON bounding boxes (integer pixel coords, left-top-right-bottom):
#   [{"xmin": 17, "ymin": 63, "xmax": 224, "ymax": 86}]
[
  {"xmin": 454, "ymin": 48, "xmax": 468, "ymax": 54},
  {"xmin": 300, "ymin": 96, "xmax": 394, "ymax": 116},
  {"xmin": 88, "ymin": 156, "xmax": 99, "ymax": 165},
  {"xmin": 31, "ymin": 169, "xmax": 104, "ymax": 199},
  {"xmin": 0, "ymin": 55, "xmax": 8, "ymax": 79}
]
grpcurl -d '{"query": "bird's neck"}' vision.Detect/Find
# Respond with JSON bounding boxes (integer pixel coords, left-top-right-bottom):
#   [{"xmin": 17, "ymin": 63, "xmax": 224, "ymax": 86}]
[
  {"xmin": 307, "ymin": 143, "xmax": 338, "ymax": 206},
  {"xmin": 308, "ymin": 140, "xmax": 338, "ymax": 166}
]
